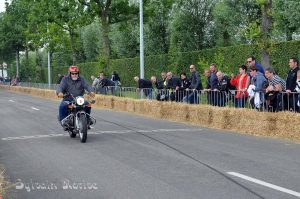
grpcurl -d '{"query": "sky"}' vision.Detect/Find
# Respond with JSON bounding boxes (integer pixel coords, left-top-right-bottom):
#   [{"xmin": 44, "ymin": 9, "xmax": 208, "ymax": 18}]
[{"xmin": 0, "ymin": 0, "xmax": 8, "ymax": 13}]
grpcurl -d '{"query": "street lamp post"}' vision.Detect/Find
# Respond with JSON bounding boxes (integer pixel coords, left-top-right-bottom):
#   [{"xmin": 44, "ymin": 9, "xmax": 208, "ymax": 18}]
[
  {"xmin": 48, "ymin": 51, "xmax": 51, "ymax": 89},
  {"xmin": 139, "ymin": 0, "xmax": 144, "ymax": 79}
]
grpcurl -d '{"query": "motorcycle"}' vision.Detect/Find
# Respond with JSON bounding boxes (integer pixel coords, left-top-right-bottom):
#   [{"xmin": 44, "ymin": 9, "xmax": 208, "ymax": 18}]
[{"xmin": 60, "ymin": 94, "xmax": 96, "ymax": 143}]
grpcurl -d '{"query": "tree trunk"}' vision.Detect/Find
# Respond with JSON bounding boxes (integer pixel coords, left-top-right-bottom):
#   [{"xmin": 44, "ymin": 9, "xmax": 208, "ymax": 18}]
[
  {"xmin": 101, "ymin": 14, "xmax": 110, "ymax": 69},
  {"xmin": 25, "ymin": 47, "xmax": 29, "ymax": 80},
  {"xmin": 16, "ymin": 50, "xmax": 20, "ymax": 78},
  {"xmin": 69, "ymin": 30, "xmax": 77, "ymax": 65},
  {"xmin": 261, "ymin": 0, "xmax": 272, "ymax": 68}
]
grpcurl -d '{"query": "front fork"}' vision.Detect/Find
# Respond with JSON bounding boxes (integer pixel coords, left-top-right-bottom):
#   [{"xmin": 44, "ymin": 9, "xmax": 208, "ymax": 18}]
[
  {"xmin": 75, "ymin": 111, "xmax": 87, "ymax": 131},
  {"xmin": 74, "ymin": 112, "xmax": 96, "ymax": 129}
]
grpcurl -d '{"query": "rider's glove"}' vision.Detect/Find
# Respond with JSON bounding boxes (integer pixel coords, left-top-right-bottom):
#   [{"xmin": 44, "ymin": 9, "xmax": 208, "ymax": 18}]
[
  {"xmin": 58, "ymin": 92, "xmax": 64, "ymax": 98},
  {"xmin": 89, "ymin": 92, "xmax": 95, "ymax": 98}
]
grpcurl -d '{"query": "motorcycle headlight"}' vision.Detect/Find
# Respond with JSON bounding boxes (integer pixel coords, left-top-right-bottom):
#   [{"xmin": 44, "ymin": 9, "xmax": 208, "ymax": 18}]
[{"xmin": 76, "ymin": 97, "xmax": 85, "ymax": 106}]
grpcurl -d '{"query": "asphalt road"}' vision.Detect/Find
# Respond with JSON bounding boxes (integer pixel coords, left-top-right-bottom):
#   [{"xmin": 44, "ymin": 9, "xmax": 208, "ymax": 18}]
[{"xmin": 0, "ymin": 89, "xmax": 299, "ymax": 199}]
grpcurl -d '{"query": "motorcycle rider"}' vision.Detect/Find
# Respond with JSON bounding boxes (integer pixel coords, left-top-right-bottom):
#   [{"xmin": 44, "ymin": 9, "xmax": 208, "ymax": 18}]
[{"xmin": 56, "ymin": 66, "xmax": 95, "ymax": 128}]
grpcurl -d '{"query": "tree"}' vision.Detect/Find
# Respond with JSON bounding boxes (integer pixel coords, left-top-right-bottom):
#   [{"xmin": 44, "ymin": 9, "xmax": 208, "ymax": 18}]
[
  {"xmin": 82, "ymin": 0, "xmax": 137, "ymax": 67},
  {"xmin": 273, "ymin": 0, "xmax": 300, "ymax": 41},
  {"xmin": 144, "ymin": 0, "xmax": 174, "ymax": 55},
  {"xmin": 259, "ymin": 0, "xmax": 273, "ymax": 68},
  {"xmin": 169, "ymin": 0, "xmax": 216, "ymax": 52},
  {"xmin": 80, "ymin": 19, "xmax": 102, "ymax": 61},
  {"xmin": 2, "ymin": 0, "xmax": 29, "ymax": 78}
]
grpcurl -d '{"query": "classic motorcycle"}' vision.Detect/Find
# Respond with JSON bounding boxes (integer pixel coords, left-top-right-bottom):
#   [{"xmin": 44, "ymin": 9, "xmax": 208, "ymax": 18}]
[{"xmin": 60, "ymin": 94, "xmax": 96, "ymax": 143}]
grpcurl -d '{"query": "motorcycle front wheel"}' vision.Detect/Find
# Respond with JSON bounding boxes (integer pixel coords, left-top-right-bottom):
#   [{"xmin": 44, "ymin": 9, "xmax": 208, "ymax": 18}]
[{"xmin": 78, "ymin": 114, "xmax": 88, "ymax": 143}]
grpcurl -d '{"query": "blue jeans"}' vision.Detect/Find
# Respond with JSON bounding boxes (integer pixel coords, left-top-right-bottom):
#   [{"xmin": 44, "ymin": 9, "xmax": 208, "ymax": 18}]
[
  {"xmin": 183, "ymin": 92, "xmax": 199, "ymax": 104},
  {"xmin": 58, "ymin": 100, "xmax": 91, "ymax": 122},
  {"xmin": 235, "ymin": 98, "xmax": 246, "ymax": 108}
]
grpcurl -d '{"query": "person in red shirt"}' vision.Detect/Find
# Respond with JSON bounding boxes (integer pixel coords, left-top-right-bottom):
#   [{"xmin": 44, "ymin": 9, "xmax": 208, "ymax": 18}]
[{"xmin": 230, "ymin": 65, "xmax": 250, "ymax": 108}]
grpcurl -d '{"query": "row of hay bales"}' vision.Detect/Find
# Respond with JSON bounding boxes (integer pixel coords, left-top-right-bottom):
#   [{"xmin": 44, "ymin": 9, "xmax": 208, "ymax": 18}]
[{"xmin": 1, "ymin": 85, "xmax": 300, "ymax": 143}]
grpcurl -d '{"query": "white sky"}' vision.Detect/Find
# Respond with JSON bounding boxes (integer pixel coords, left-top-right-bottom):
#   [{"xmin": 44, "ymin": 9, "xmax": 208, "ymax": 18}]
[{"xmin": 0, "ymin": 0, "xmax": 8, "ymax": 13}]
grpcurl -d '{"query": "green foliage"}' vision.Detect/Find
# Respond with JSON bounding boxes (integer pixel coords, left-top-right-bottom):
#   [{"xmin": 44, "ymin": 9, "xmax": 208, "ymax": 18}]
[
  {"xmin": 38, "ymin": 40, "xmax": 300, "ymax": 86},
  {"xmin": 170, "ymin": 0, "xmax": 215, "ymax": 52},
  {"xmin": 80, "ymin": 20, "xmax": 102, "ymax": 62}
]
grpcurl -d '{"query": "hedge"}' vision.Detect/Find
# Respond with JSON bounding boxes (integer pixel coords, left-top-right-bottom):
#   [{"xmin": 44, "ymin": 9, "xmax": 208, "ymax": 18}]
[{"xmin": 45, "ymin": 40, "xmax": 300, "ymax": 86}]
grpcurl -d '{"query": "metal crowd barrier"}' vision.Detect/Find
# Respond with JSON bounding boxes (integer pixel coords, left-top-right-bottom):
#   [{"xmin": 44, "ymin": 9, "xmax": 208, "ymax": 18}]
[{"xmin": 6, "ymin": 82, "xmax": 300, "ymax": 113}]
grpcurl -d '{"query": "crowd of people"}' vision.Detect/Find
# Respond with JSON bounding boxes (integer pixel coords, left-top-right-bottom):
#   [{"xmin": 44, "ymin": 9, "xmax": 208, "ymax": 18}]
[
  {"xmin": 53, "ymin": 55, "xmax": 300, "ymax": 113},
  {"xmin": 90, "ymin": 71, "xmax": 121, "ymax": 95},
  {"xmin": 133, "ymin": 56, "xmax": 300, "ymax": 113}
]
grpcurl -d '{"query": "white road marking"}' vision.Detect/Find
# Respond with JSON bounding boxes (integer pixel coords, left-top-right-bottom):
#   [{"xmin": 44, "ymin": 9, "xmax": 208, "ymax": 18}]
[
  {"xmin": 227, "ymin": 172, "xmax": 300, "ymax": 198},
  {"xmin": 9, "ymin": 100, "xmax": 15, "ymax": 102},
  {"xmin": 31, "ymin": 107, "xmax": 40, "ymax": 111},
  {"xmin": 1, "ymin": 128, "xmax": 201, "ymax": 141}
]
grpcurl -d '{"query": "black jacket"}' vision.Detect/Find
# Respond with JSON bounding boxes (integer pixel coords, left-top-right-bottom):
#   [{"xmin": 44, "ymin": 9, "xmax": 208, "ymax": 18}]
[
  {"xmin": 216, "ymin": 76, "xmax": 229, "ymax": 92},
  {"xmin": 99, "ymin": 78, "xmax": 115, "ymax": 87},
  {"xmin": 189, "ymin": 71, "xmax": 203, "ymax": 90},
  {"xmin": 286, "ymin": 66, "xmax": 300, "ymax": 91},
  {"xmin": 167, "ymin": 77, "xmax": 181, "ymax": 90},
  {"xmin": 138, "ymin": 79, "xmax": 152, "ymax": 89},
  {"xmin": 56, "ymin": 75, "xmax": 93, "ymax": 100},
  {"xmin": 180, "ymin": 78, "xmax": 191, "ymax": 90}
]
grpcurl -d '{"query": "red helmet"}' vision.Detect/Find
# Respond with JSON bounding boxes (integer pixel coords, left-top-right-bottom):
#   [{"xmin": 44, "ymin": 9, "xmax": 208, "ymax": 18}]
[{"xmin": 68, "ymin": 65, "xmax": 80, "ymax": 73}]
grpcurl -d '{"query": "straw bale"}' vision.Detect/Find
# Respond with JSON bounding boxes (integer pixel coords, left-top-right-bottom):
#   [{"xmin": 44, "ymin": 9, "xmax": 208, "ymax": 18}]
[
  {"xmin": 166, "ymin": 102, "xmax": 189, "ymax": 122},
  {"xmin": 126, "ymin": 98, "xmax": 136, "ymax": 113},
  {"xmin": 209, "ymin": 107, "xmax": 231, "ymax": 129},
  {"xmin": 187, "ymin": 105, "xmax": 212, "ymax": 126},
  {"xmin": 148, "ymin": 100, "xmax": 162, "ymax": 118},
  {"xmin": 114, "ymin": 97, "xmax": 127, "ymax": 111},
  {"xmin": 133, "ymin": 100, "xmax": 146, "ymax": 114}
]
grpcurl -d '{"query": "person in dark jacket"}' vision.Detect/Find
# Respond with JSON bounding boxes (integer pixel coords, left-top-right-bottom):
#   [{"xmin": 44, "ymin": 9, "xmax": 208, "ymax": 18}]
[
  {"xmin": 56, "ymin": 66, "xmax": 95, "ymax": 125},
  {"xmin": 178, "ymin": 72, "xmax": 191, "ymax": 102},
  {"xmin": 284, "ymin": 57, "xmax": 300, "ymax": 112},
  {"xmin": 134, "ymin": 76, "xmax": 153, "ymax": 99},
  {"xmin": 183, "ymin": 65, "xmax": 202, "ymax": 104},
  {"xmin": 213, "ymin": 71, "xmax": 229, "ymax": 107},
  {"xmin": 111, "ymin": 71, "xmax": 121, "ymax": 86},
  {"xmin": 57, "ymin": 74, "xmax": 65, "ymax": 85},
  {"xmin": 99, "ymin": 72, "xmax": 116, "ymax": 95},
  {"xmin": 166, "ymin": 72, "xmax": 181, "ymax": 101},
  {"xmin": 247, "ymin": 56, "xmax": 265, "ymax": 74},
  {"xmin": 158, "ymin": 72, "xmax": 168, "ymax": 100}
]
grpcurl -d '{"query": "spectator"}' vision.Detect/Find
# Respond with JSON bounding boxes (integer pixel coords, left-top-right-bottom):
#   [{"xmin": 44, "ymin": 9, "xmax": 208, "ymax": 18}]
[
  {"xmin": 166, "ymin": 72, "xmax": 181, "ymax": 101},
  {"xmin": 203, "ymin": 69, "xmax": 212, "ymax": 105},
  {"xmin": 183, "ymin": 65, "xmax": 202, "ymax": 104},
  {"xmin": 99, "ymin": 72, "xmax": 115, "ymax": 95},
  {"xmin": 284, "ymin": 57, "xmax": 300, "ymax": 112},
  {"xmin": 91, "ymin": 75, "xmax": 100, "ymax": 93},
  {"xmin": 209, "ymin": 63, "xmax": 218, "ymax": 90},
  {"xmin": 11, "ymin": 76, "xmax": 17, "ymax": 86},
  {"xmin": 111, "ymin": 71, "xmax": 121, "ymax": 86},
  {"xmin": 151, "ymin": 76, "xmax": 163, "ymax": 100},
  {"xmin": 155, "ymin": 72, "xmax": 169, "ymax": 101},
  {"xmin": 295, "ymin": 70, "xmax": 300, "ymax": 107},
  {"xmin": 209, "ymin": 64, "xmax": 218, "ymax": 105},
  {"xmin": 57, "ymin": 74, "xmax": 64, "ymax": 85},
  {"xmin": 230, "ymin": 65, "xmax": 250, "ymax": 108},
  {"xmin": 247, "ymin": 56, "xmax": 265, "ymax": 74},
  {"xmin": 248, "ymin": 66, "xmax": 267, "ymax": 110},
  {"xmin": 213, "ymin": 71, "xmax": 229, "ymax": 107},
  {"xmin": 134, "ymin": 76, "xmax": 153, "ymax": 99},
  {"xmin": 264, "ymin": 67, "xmax": 286, "ymax": 112},
  {"xmin": 178, "ymin": 72, "xmax": 191, "ymax": 102}
]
